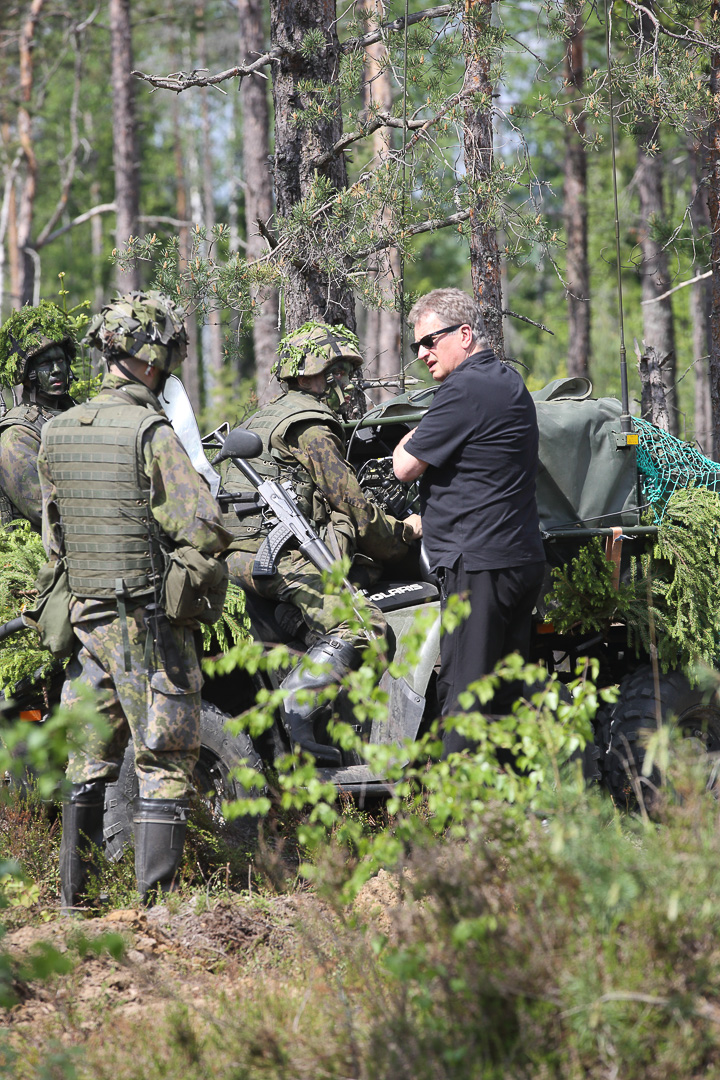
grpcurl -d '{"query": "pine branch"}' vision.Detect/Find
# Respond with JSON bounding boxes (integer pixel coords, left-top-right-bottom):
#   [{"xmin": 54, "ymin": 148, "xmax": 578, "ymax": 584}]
[{"xmin": 131, "ymin": 6, "xmax": 456, "ymax": 94}]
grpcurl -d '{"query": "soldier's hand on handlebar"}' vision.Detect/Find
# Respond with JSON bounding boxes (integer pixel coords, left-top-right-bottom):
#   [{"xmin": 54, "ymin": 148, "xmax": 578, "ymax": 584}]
[{"xmin": 403, "ymin": 513, "xmax": 423, "ymax": 540}]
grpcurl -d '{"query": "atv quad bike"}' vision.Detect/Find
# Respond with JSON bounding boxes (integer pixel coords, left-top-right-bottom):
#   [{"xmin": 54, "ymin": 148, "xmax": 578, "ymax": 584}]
[
  {"xmin": 349, "ymin": 372, "xmax": 720, "ymax": 807},
  {"xmin": 112, "ymin": 370, "xmax": 720, "ymax": 829},
  {"xmin": 3, "ymin": 374, "xmax": 720, "ymax": 852}
]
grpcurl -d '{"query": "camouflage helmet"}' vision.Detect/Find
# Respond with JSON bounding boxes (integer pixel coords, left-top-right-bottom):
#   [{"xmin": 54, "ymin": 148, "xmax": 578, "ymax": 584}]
[
  {"xmin": 85, "ymin": 290, "xmax": 188, "ymax": 373},
  {"xmin": 0, "ymin": 300, "xmax": 77, "ymax": 388},
  {"xmin": 273, "ymin": 320, "xmax": 363, "ymax": 382}
]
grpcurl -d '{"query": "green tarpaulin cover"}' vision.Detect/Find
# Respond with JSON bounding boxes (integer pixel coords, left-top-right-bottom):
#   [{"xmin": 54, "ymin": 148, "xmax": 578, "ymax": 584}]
[{"xmin": 532, "ymin": 379, "xmax": 640, "ymax": 531}]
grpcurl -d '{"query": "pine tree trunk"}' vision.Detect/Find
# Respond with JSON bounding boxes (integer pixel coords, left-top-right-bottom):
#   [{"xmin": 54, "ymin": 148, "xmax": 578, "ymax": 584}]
[
  {"xmin": 463, "ymin": 0, "xmax": 503, "ymax": 358},
  {"xmin": 269, "ymin": 0, "xmax": 355, "ymax": 331},
  {"xmin": 16, "ymin": 0, "xmax": 45, "ymax": 307},
  {"xmin": 637, "ymin": 341, "xmax": 670, "ymax": 431},
  {"xmin": 360, "ymin": 0, "xmax": 400, "ymax": 402},
  {"xmin": 237, "ymin": 0, "xmax": 281, "ymax": 405},
  {"xmin": 689, "ymin": 136, "xmax": 712, "ymax": 454},
  {"xmin": 1, "ymin": 59, "xmax": 21, "ymax": 313},
  {"xmin": 83, "ymin": 110, "xmax": 106, "ymax": 314},
  {"xmin": 562, "ymin": 2, "xmax": 590, "ymax": 380},
  {"xmin": 635, "ymin": 122, "xmax": 677, "ymax": 435},
  {"xmin": 109, "ymin": 0, "xmax": 140, "ymax": 292},
  {"xmin": 194, "ymin": 3, "xmax": 224, "ymax": 408},
  {"xmin": 0, "ymin": 102, "xmax": 20, "ymax": 313},
  {"xmin": 4, "ymin": 173, "xmax": 20, "ymax": 313},
  {"xmin": 708, "ymin": 0, "xmax": 720, "ymax": 459},
  {"xmin": 172, "ymin": 88, "xmax": 201, "ymax": 414},
  {"xmin": 635, "ymin": 6, "xmax": 677, "ymax": 434}
]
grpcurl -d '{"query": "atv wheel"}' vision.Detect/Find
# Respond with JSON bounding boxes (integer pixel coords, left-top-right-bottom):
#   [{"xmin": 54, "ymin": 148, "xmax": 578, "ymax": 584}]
[
  {"xmin": 103, "ymin": 701, "xmax": 265, "ymax": 861},
  {"xmin": 598, "ymin": 666, "xmax": 720, "ymax": 809}
]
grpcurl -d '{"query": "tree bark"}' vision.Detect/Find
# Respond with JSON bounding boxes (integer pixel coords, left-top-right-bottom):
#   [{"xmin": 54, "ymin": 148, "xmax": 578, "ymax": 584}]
[
  {"xmin": 636, "ymin": 340, "xmax": 670, "ymax": 431},
  {"xmin": 562, "ymin": 2, "xmax": 590, "ymax": 380},
  {"xmin": 16, "ymin": 0, "xmax": 45, "ymax": 307},
  {"xmin": 689, "ymin": 136, "xmax": 712, "ymax": 454},
  {"xmin": 1, "ymin": 52, "xmax": 22, "ymax": 313},
  {"xmin": 195, "ymin": 3, "xmax": 224, "ymax": 407},
  {"xmin": 269, "ymin": 0, "xmax": 354, "ymax": 331},
  {"xmin": 463, "ymin": 0, "xmax": 503, "ymax": 358},
  {"xmin": 0, "ymin": 114, "xmax": 20, "ymax": 314},
  {"xmin": 360, "ymin": 0, "xmax": 400, "ymax": 402},
  {"xmin": 634, "ymin": 5, "xmax": 677, "ymax": 434},
  {"xmin": 237, "ymin": 0, "xmax": 281, "ymax": 404},
  {"xmin": 708, "ymin": 0, "xmax": 720, "ymax": 459},
  {"xmin": 83, "ymin": 110, "xmax": 106, "ymax": 314},
  {"xmin": 172, "ymin": 87, "xmax": 201, "ymax": 414},
  {"xmin": 109, "ymin": 0, "xmax": 140, "ymax": 292}
]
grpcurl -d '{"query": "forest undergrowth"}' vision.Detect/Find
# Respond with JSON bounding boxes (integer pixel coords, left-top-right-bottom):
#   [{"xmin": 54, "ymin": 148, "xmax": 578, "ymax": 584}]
[{"xmin": 2, "ymin": 725, "xmax": 720, "ymax": 1079}]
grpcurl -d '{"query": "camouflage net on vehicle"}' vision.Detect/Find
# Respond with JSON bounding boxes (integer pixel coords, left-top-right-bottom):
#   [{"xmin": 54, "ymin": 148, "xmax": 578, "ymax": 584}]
[{"xmin": 634, "ymin": 416, "xmax": 720, "ymax": 517}]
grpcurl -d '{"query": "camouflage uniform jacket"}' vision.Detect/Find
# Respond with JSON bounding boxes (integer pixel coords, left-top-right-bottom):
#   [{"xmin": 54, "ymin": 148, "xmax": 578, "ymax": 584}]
[
  {"xmin": 38, "ymin": 372, "xmax": 232, "ymax": 625},
  {"xmin": 224, "ymin": 390, "xmax": 415, "ymax": 564},
  {"xmin": 0, "ymin": 395, "xmax": 74, "ymax": 529}
]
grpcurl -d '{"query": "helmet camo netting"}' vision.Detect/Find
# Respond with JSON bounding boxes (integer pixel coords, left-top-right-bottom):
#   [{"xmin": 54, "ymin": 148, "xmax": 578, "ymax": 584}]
[
  {"xmin": 635, "ymin": 416, "xmax": 720, "ymax": 518},
  {"xmin": 0, "ymin": 300, "xmax": 77, "ymax": 388},
  {"xmin": 85, "ymin": 291, "xmax": 187, "ymax": 373},
  {"xmin": 273, "ymin": 320, "xmax": 362, "ymax": 381}
]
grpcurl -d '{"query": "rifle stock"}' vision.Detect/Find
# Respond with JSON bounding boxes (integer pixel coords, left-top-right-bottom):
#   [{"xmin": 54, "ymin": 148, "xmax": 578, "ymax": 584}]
[{"xmin": 229, "ymin": 454, "xmax": 337, "ymax": 575}]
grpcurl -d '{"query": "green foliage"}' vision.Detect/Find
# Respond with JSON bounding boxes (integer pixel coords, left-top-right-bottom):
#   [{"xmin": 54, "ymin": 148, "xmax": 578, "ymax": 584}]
[
  {"xmin": 36, "ymin": 738, "xmax": 720, "ymax": 1080},
  {"xmin": 0, "ymin": 687, "xmax": 116, "ymax": 1008},
  {"xmin": 545, "ymin": 488, "xmax": 720, "ymax": 672},
  {"xmin": 626, "ymin": 487, "xmax": 720, "ymax": 671},
  {"xmin": 545, "ymin": 537, "xmax": 632, "ymax": 634},
  {"xmin": 0, "ymin": 683, "xmax": 110, "ymax": 801},
  {"xmin": 3, "ymin": 0, "xmax": 717, "ymax": 426},
  {"xmin": 213, "ymin": 582, "xmax": 604, "ymax": 896},
  {"xmin": 0, "ymin": 522, "xmax": 55, "ymax": 690},
  {"xmin": 200, "ymin": 581, "xmax": 250, "ymax": 654}
]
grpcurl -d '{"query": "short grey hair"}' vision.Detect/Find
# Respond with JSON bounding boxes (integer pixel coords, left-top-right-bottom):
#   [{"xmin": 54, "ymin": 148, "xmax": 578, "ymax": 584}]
[{"xmin": 408, "ymin": 288, "xmax": 488, "ymax": 347}]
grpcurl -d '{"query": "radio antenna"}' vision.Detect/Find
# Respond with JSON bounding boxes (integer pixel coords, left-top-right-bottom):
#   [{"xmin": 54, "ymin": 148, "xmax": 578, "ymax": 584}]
[{"xmin": 398, "ymin": 0, "xmax": 410, "ymax": 393}]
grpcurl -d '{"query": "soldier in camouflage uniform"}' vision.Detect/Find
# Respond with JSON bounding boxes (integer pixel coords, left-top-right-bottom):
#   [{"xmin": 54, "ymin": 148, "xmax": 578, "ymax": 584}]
[
  {"xmin": 38, "ymin": 292, "xmax": 231, "ymax": 909},
  {"xmin": 223, "ymin": 321, "xmax": 421, "ymax": 765},
  {"xmin": 0, "ymin": 301, "xmax": 77, "ymax": 530}
]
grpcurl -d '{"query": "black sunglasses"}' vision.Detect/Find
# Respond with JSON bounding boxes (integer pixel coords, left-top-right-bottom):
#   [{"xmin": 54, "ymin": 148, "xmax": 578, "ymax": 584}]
[{"xmin": 409, "ymin": 323, "xmax": 463, "ymax": 356}]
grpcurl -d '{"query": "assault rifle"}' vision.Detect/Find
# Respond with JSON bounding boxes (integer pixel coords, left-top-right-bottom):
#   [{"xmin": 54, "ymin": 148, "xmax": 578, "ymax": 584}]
[{"xmin": 212, "ymin": 427, "xmax": 337, "ymax": 578}]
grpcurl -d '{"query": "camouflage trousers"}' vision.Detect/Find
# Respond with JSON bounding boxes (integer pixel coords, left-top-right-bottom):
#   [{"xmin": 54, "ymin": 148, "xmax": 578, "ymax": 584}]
[
  {"xmin": 227, "ymin": 548, "xmax": 387, "ymax": 643},
  {"xmin": 63, "ymin": 602, "xmax": 202, "ymax": 800}
]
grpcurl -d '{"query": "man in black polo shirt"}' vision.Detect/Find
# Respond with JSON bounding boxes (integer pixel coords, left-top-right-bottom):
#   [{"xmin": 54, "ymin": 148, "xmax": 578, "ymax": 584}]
[{"xmin": 393, "ymin": 288, "xmax": 545, "ymax": 744}]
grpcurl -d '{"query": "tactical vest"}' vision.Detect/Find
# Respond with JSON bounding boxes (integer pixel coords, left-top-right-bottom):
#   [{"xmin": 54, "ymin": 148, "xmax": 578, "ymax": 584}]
[
  {"xmin": 42, "ymin": 398, "xmax": 167, "ymax": 600},
  {"xmin": 223, "ymin": 391, "xmax": 344, "ymax": 551},
  {"xmin": 0, "ymin": 402, "xmax": 61, "ymax": 527}
]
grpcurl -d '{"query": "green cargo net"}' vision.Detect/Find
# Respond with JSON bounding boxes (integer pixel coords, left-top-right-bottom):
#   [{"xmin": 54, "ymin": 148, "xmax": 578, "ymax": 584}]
[{"xmin": 634, "ymin": 416, "xmax": 720, "ymax": 516}]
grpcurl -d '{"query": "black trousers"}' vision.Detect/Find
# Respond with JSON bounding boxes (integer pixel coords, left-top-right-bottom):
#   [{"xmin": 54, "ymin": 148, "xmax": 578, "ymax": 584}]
[{"xmin": 436, "ymin": 556, "xmax": 545, "ymax": 740}]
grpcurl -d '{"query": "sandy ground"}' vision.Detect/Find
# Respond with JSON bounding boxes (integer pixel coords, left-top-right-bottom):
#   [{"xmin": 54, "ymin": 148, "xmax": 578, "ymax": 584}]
[{"xmin": 0, "ymin": 869, "xmax": 403, "ymax": 1060}]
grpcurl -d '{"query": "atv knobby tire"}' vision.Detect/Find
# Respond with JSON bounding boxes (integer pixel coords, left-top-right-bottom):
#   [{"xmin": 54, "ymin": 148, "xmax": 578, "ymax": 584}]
[
  {"xmin": 599, "ymin": 666, "xmax": 720, "ymax": 809},
  {"xmin": 103, "ymin": 701, "xmax": 265, "ymax": 861}
]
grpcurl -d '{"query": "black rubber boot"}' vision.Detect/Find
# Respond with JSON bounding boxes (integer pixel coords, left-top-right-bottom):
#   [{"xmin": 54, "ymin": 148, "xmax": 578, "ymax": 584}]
[
  {"xmin": 280, "ymin": 637, "xmax": 361, "ymax": 766},
  {"xmin": 59, "ymin": 780, "xmax": 106, "ymax": 914},
  {"xmin": 133, "ymin": 798, "xmax": 189, "ymax": 905}
]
